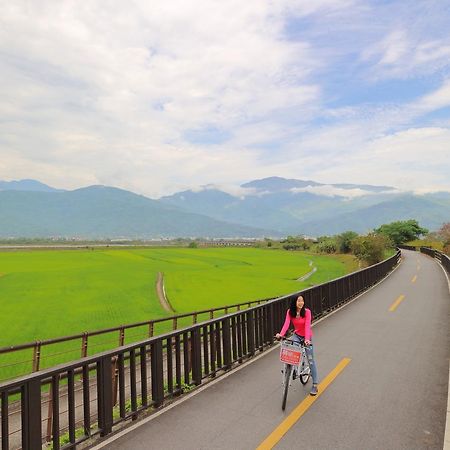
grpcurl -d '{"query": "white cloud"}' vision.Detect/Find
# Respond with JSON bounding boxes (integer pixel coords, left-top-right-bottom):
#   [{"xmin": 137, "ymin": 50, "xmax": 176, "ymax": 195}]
[
  {"xmin": 361, "ymin": 22, "xmax": 450, "ymax": 80},
  {"xmin": 415, "ymin": 79, "xmax": 450, "ymax": 111},
  {"xmin": 291, "ymin": 185, "xmax": 381, "ymax": 198},
  {"xmin": 306, "ymin": 127, "xmax": 450, "ymax": 193},
  {"xmin": 0, "ymin": 0, "xmax": 449, "ymax": 197}
]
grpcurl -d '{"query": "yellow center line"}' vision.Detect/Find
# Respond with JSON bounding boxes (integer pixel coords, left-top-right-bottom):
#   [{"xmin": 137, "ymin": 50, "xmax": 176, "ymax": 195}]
[
  {"xmin": 411, "ymin": 275, "xmax": 417, "ymax": 283},
  {"xmin": 256, "ymin": 358, "xmax": 351, "ymax": 450},
  {"xmin": 389, "ymin": 294, "xmax": 405, "ymax": 312}
]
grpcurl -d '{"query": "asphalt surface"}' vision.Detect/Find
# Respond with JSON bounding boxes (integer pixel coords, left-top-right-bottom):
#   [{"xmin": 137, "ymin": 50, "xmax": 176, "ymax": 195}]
[{"xmin": 97, "ymin": 250, "xmax": 450, "ymax": 450}]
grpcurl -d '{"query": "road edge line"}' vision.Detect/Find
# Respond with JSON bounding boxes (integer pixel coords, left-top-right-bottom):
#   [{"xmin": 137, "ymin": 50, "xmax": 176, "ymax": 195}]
[
  {"xmin": 445, "ymin": 359, "xmax": 450, "ymax": 450},
  {"xmin": 433, "ymin": 259, "xmax": 450, "ymax": 450}
]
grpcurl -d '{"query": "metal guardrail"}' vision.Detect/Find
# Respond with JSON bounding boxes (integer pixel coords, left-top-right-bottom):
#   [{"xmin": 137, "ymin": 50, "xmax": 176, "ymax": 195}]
[
  {"xmin": 0, "ymin": 298, "xmax": 274, "ymax": 382},
  {"xmin": 0, "ymin": 250, "xmax": 401, "ymax": 450},
  {"xmin": 397, "ymin": 244, "xmax": 418, "ymax": 251},
  {"xmin": 420, "ymin": 247, "xmax": 450, "ymax": 275}
]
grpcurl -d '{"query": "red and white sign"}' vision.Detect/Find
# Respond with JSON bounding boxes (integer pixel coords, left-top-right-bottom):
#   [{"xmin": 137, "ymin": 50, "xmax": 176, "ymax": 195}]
[{"xmin": 280, "ymin": 346, "xmax": 302, "ymax": 365}]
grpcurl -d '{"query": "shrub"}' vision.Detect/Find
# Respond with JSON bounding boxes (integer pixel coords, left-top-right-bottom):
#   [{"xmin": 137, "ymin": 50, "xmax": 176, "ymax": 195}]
[
  {"xmin": 316, "ymin": 239, "xmax": 337, "ymax": 254},
  {"xmin": 336, "ymin": 231, "xmax": 358, "ymax": 253},
  {"xmin": 351, "ymin": 233, "xmax": 390, "ymax": 265}
]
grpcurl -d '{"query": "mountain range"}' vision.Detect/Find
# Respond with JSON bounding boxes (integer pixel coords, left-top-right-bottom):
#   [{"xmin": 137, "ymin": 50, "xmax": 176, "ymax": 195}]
[{"xmin": 0, "ymin": 177, "xmax": 449, "ymax": 238}]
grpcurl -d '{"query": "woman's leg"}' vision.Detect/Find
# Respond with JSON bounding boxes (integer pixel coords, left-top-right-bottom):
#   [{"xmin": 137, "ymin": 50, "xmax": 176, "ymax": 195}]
[{"xmin": 305, "ymin": 342, "xmax": 318, "ymax": 385}]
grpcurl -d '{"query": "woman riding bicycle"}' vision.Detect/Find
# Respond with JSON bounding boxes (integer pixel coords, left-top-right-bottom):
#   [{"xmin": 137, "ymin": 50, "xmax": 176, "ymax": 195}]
[{"xmin": 276, "ymin": 295, "xmax": 319, "ymax": 396}]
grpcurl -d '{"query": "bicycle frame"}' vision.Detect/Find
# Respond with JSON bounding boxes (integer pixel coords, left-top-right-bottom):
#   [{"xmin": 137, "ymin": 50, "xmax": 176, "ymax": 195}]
[{"xmin": 278, "ymin": 337, "xmax": 311, "ymax": 410}]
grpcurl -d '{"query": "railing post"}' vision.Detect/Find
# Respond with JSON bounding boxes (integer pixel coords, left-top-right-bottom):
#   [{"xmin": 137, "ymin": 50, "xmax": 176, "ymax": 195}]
[
  {"xmin": 191, "ymin": 328, "xmax": 202, "ymax": 385},
  {"xmin": 21, "ymin": 379, "xmax": 42, "ymax": 450},
  {"xmin": 119, "ymin": 327, "xmax": 125, "ymax": 346},
  {"xmin": 246, "ymin": 310, "xmax": 255, "ymax": 356},
  {"xmin": 81, "ymin": 333, "xmax": 88, "ymax": 358},
  {"xmin": 112, "ymin": 356, "xmax": 119, "ymax": 406},
  {"xmin": 151, "ymin": 340, "xmax": 164, "ymax": 407},
  {"xmin": 266, "ymin": 304, "xmax": 274, "ymax": 344},
  {"xmin": 45, "ymin": 383, "xmax": 53, "ymax": 443},
  {"xmin": 222, "ymin": 317, "xmax": 232, "ymax": 370},
  {"xmin": 1, "ymin": 391, "xmax": 9, "ymax": 450},
  {"xmin": 97, "ymin": 356, "xmax": 113, "ymax": 437},
  {"xmin": 32, "ymin": 342, "xmax": 41, "ymax": 373},
  {"xmin": 112, "ymin": 328, "xmax": 125, "ymax": 407}
]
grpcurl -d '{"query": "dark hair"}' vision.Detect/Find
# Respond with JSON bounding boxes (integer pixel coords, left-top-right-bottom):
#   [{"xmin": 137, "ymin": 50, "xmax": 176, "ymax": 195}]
[{"xmin": 289, "ymin": 296, "xmax": 305, "ymax": 318}]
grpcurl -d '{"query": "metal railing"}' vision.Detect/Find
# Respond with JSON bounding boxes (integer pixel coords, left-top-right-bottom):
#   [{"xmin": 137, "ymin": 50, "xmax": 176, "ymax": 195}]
[
  {"xmin": 420, "ymin": 247, "xmax": 450, "ymax": 275},
  {"xmin": 397, "ymin": 244, "xmax": 418, "ymax": 251},
  {"xmin": 0, "ymin": 298, "xmax": 274, "ymax": 383},
  {"xmin": 0, "ymin": 250, "xmax": 401, "ymax": 450}
]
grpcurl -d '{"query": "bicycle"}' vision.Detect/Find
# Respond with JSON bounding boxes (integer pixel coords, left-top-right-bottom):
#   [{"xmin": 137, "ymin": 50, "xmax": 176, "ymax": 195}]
[{"xmin": 278, "ymin": 335, "xmax": 311, "ymax": 410}]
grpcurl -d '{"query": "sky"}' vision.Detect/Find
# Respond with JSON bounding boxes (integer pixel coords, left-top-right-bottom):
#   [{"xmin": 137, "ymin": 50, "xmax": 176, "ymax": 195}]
[{"xmin": 1, "ymin": 0, "xmax": 450, "ymax": 198}]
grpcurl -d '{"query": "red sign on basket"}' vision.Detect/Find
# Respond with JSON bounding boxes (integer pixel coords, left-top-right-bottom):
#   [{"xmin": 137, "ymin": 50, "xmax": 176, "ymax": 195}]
[{"xmin": 280, "ymin": 346, "xmax": 301, "ymax": 365}]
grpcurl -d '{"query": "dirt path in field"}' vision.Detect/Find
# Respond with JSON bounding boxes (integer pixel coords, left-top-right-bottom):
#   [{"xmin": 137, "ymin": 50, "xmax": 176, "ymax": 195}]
[
  {"xmin": 296, "ymin": 260, "xmax": 317, "ymax": 281},
  {"xmin": 156, "ymin": 272, "xmax": 175, "ymax": 313}
]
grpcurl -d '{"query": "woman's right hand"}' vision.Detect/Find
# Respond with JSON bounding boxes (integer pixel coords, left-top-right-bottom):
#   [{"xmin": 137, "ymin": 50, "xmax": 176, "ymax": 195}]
[{"xmin": 275, "ymin": 333, "xmax": 281, "ymax": 340}]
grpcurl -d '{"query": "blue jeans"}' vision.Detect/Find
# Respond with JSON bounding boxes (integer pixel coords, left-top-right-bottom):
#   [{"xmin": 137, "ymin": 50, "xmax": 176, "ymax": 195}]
[{"xmin": 291, "ymin": 333, "xmax": 319, "ymax": 384}]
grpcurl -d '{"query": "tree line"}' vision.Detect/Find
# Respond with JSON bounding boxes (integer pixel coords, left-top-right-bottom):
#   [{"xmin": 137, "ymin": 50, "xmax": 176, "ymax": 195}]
[{"xmin": 266, "ymin": 220, "xmax": 450, "ymax": 266}]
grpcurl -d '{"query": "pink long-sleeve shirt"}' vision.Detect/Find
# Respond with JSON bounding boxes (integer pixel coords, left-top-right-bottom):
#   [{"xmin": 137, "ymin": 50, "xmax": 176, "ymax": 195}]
[{"xmin": 279, "ymin": 308, "xmax": 313, "ymax": 340}]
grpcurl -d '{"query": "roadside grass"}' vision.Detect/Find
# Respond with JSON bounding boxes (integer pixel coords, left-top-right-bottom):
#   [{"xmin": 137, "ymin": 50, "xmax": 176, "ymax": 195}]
[{"xmin": 0, "ymin": 247, "xmax": 355, "ymax": 380}]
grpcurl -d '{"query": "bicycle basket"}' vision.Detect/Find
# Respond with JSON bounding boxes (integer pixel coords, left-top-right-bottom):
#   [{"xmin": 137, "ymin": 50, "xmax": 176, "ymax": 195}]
[{"xmin": 279, "ymin": 341, "xmax": 302, "ymax": 365}]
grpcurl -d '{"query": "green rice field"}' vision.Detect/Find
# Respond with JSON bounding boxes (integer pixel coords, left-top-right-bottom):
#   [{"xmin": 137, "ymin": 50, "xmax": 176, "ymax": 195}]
[{"xmin": 0, "ymin": 246, "xmax": 357, "ymax": 380}]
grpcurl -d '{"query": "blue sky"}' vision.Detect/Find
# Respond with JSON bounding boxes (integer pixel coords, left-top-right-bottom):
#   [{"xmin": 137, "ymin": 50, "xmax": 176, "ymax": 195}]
[{"xmin": 0, "ymin": 0, "xmax": 449, "ymax": 198}]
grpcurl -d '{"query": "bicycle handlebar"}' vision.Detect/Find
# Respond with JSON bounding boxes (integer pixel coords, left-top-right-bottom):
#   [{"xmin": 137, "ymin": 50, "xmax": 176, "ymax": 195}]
[{"xmin": 275, "ymin": 335, "xmax": 310, "ymax": 346}]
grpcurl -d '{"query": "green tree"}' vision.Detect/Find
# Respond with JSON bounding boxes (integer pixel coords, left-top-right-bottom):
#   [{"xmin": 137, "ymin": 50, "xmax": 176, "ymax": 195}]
[
  {"xmin": 374, "ymin": 220, "xmax": 428, "ymax": 246},
  {"xmin": 336, "ymin": 231, "xmax": 358, "ymax": 253},
  {"xmin": 351, "ymin": 233, "xmax": 390, "ymax": 265}
]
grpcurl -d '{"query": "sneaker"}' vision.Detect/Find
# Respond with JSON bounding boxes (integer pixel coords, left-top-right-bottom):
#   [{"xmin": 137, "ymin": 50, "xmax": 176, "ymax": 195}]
[{"xmin": 310, "ymin": 384, "xmax": 318, "ymax": 396}]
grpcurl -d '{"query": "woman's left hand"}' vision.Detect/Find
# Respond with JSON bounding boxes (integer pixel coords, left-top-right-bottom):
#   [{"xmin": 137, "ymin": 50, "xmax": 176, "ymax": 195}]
[{"xmin": 305, "ymin": 339, "xmax": 311, "ymax": 346}]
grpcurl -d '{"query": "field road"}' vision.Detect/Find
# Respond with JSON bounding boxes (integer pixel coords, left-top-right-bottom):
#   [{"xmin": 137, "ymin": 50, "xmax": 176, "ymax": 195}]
[{"xmin": 94, "ymin": 250, "xmax": 450, "ymax": 450}]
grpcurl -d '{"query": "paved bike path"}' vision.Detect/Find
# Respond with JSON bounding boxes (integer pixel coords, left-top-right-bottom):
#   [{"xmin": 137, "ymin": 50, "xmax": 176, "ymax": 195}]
[{"xmin": 97, "ymin": 250, "xmax": 449, "ymax": 450}]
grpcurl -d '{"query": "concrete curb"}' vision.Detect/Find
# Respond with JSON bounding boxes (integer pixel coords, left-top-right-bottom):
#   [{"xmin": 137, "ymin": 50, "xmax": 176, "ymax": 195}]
[{"xmin": 90, "ymin": 259, "xmax": 403, "ymax": 450}]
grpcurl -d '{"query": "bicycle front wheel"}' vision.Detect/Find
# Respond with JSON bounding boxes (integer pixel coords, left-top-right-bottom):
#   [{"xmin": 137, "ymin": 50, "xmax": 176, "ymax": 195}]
[
  {"xmin": 300, "ymin": 370, "xmax": 310, "ymax": 385},
  {"xmin": 300, "ymin": 358, "xmax": 311, "ymax": 385},
  {"xmin": 282, "ymin": 364, "xmax": 292, "ymax": 410}
]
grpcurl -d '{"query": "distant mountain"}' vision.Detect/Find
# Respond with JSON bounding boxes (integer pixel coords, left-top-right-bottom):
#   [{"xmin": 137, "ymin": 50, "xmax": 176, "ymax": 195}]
[
  {"xmin": 0, "ymin": 186, "xmax": 276, "ymax": 238},
  {"xmin": 1, "ymin": 177, "xmax": 448, "ymax": 238},
  {"xmin": 0, "ymin": 179, "xmax": 62, "ymax": 192},
  {"xmin": 298, "ymin": 194, "xmax": 450, "ymax": 235},
  {"xmin": 161, "ymin": 177, "xmax": 450, "ymax": 235}
]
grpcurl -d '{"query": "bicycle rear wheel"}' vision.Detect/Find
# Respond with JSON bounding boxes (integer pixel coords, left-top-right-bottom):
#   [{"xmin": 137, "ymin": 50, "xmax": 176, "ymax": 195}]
[{"xmin": 282, "ymin": 364, "xmax": 292, "ymax": 410}]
